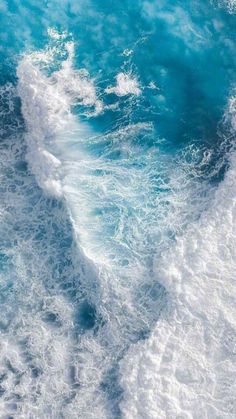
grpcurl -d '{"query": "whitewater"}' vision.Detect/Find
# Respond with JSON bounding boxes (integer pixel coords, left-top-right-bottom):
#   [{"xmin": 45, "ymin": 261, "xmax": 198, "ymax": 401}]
[{"xmin": 0, "ymin": 0, "xmax": 236, "ymax": 418}]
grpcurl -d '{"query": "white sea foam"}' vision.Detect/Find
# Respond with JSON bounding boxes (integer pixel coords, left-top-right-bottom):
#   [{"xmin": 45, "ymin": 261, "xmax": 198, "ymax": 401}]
[
  {"xmin": 15, "ymin": 31, "xmax": 235, "ymax": 418},
  {"xmin": 16, "ymin": 34, "xmax": 155, "ymax": 417},
  {"xmin": 120, "ymin": 107, "xmax": 236, "ymax": 418},
  {"xmin": 17, "ymin": 37, "xmax": 102, "ymax": 197},
  {"xmin": 0, "ymin": 98, "xmax": 80, "ymax": 416},
  {"xmin": 105, "ymin": 72, "xmax": 141, "ymax": 96},
  {"xmin": 222, "ymin": 0, "xmax": 236, "ymax": 12}
]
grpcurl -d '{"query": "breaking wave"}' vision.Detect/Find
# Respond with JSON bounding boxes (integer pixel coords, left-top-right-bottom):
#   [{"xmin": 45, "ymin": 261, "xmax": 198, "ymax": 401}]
[{"xmin": 0, "ymin": 0, "xmax": 236, "ymax": 417}]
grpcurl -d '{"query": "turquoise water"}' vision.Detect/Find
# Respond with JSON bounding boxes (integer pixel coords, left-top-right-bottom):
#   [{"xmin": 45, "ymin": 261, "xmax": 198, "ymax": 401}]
[{"xmin": 0, "ymin": 1, "xmax": 236, "ymax": 417}]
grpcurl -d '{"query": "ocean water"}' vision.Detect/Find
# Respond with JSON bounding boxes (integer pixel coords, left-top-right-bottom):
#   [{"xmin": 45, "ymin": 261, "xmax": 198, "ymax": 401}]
[{"xmin": 0, "ymin": 0, "xmax": 236, "ymax": 418}]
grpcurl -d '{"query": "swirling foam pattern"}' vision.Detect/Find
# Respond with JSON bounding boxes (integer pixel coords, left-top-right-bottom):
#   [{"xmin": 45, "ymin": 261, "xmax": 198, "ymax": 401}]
[{"xmin": 0, "ymin": 0, "xmax": 236, "ymax": 418}]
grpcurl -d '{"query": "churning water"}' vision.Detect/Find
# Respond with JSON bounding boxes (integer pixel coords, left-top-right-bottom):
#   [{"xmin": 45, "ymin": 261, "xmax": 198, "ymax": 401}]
[{"xmin": 0, "ymin": 1, "xmax": 236, "ymax": 417}]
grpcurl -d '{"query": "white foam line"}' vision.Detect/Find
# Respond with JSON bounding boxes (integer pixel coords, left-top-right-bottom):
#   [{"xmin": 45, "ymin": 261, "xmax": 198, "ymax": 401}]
[{"xmin": 17, "ymin": 36, "xmax": 102, "ymax": 197}]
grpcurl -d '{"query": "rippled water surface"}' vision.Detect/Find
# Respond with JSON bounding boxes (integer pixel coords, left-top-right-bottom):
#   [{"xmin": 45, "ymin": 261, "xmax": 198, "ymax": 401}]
[{"xmin": 0, "ymin": 1, "xmax": 236, "ymax": 417}]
